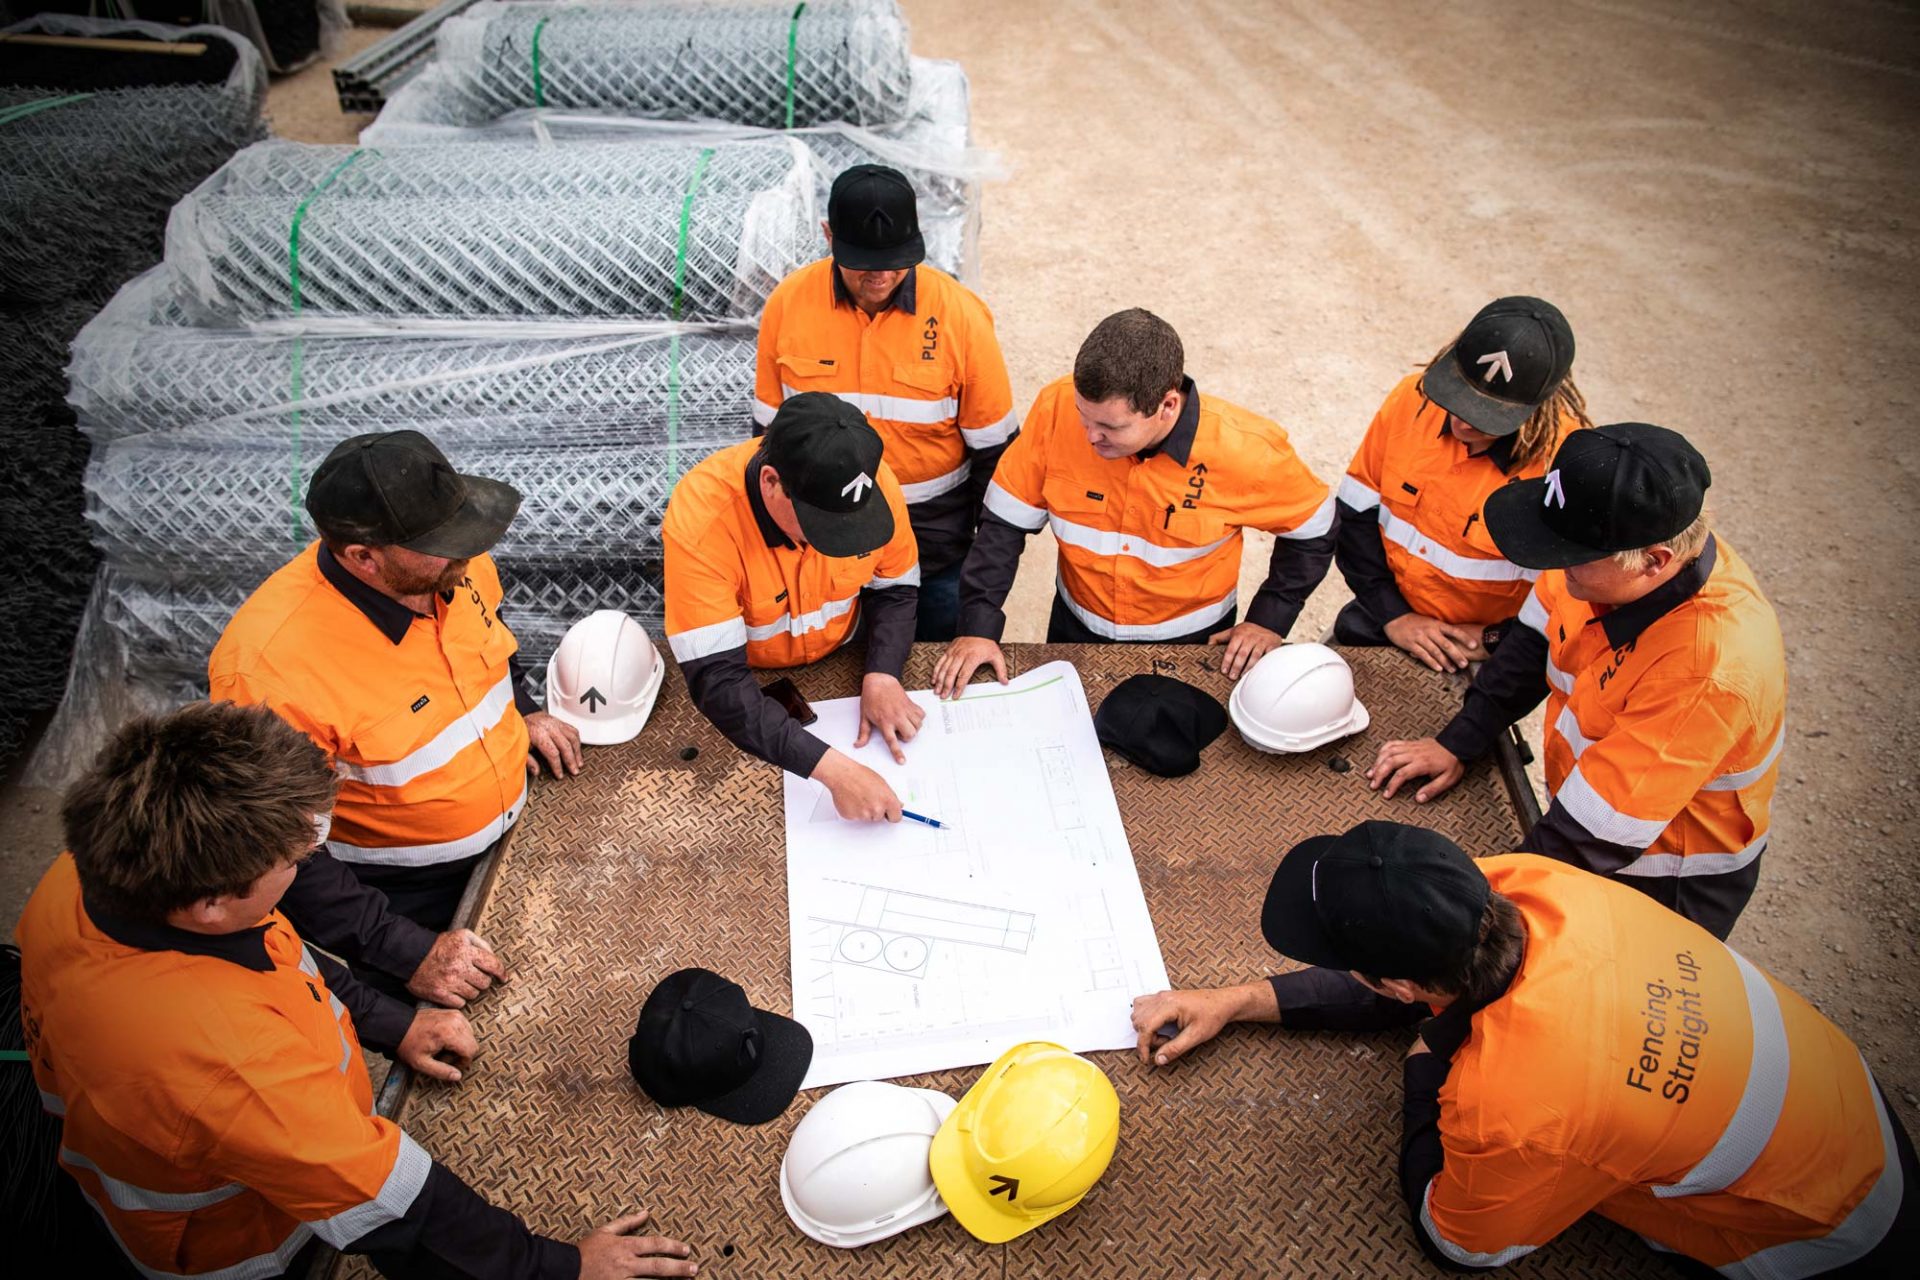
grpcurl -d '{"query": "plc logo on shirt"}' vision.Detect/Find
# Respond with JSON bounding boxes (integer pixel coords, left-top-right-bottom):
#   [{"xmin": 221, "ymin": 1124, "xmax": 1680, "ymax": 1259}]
[{"xmin": 921, "ymin": 315, "xmax": 939, "ymax": 361}]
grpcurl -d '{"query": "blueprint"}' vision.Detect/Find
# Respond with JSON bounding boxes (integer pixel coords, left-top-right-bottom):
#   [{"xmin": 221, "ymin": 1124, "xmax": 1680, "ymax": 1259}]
[{"xmin": 783, "ymin": 661, "xmax": 1169, "ymax": 1087}]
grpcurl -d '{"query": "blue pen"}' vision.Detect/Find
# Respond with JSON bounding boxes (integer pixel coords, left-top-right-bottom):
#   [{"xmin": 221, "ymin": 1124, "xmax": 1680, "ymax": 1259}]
[{"xmin": 901, "ymin": 809, "xmax": 945, "ymax": 829}]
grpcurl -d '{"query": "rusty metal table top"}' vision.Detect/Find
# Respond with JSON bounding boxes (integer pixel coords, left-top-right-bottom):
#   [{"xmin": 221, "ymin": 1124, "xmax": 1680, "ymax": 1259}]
[{"xmin": 345, "ymin": 643, "xmax": 1663, "ymax": 1279}]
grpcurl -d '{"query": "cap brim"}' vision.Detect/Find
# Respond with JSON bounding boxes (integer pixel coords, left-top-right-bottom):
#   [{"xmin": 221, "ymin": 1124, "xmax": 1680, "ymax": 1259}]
[
  {"xmin": 1421, "ymin": 360, "xmax": 1533, "ymax": 438},
  {"xmin": 1482, "ymin": 479, "xmax": 1608, "ymax": 570},
  {"xmin": 790, "ymin": 491, "xmax": 895, "ymax": 559},
  {"xmin": 831, "ymin": 233, "xmax": 925, "ymax": 272},
  {"xmin": 695, "ymin": 1009, "xmax": 813, "ymax": 1125},
  {"xmin": 400, "ymin": 474, "xmax": 522, "ymax": 559},
  {"xmin": 1259, "ymin": 835, "xmax": 1350, "ymax": 968}
]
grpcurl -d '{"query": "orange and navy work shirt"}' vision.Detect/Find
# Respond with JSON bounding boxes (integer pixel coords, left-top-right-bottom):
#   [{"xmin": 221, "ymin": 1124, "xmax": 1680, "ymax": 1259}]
[
  {"xmin": 209, "ymin": 544, "xmax": 531, "ymax": 869},
  {"xmin": 755, "ymin": 260, "xmax": 1017, "ymax": 573},
  {"xmin": 663, "ymin": 438, "xmax": 920, "ymax": 776},
  {"xmin": 960, "ymin": 375, "xmax": 1336, "ymax": 641},
  {"xmin": 16, "ymin": 855, "xmax": 574, "ymax": 1277},
  {"xmin": 1438, "ymin": 536, "xmax": 1787, "ymax": 939},
  {"xmin": 1408, "ymin": 857, "xmax": 1896, "ymax": 1273},
  {"xmin": 1336, "ymin": 372, "xmax": 1576, "ymax": 627}
]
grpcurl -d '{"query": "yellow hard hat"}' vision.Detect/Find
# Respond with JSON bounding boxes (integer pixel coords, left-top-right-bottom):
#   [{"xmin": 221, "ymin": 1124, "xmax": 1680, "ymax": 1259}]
[{"xmin": 928, "ymin": 1041, "xmax": 1120, "ymax": 1243}]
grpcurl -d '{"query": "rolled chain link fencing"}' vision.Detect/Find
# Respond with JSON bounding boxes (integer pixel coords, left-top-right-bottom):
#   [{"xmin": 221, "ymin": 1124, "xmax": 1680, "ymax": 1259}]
[
  {"xmin": 433, "ymin": 0, "xmax": 913, "ymax": 128},
  {"xmin": 0, "ymin": 16, "xmax": 265, "ymax": 769},
  {"xmin": 166, "ymin": 138, "xmax": 817, "ymax": 322}
]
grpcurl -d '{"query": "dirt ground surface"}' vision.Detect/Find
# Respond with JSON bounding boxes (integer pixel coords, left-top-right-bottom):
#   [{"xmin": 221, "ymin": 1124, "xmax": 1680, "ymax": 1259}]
[{"xmin": 4, "ymin": 0, "xmax": 1917, "ymax": 1147}]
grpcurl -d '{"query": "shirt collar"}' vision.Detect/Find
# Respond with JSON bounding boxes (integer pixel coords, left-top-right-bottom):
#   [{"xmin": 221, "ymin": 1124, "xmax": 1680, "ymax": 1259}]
[
  {"xmin": 1137, "ymin": 377, "xmax": 1200, "ymax": 466},
  {"xmin": 1597, "ymin": 534, "xmax": 1718, "ymax": 649},
  {"xmin": 82, "ymin": 888, "xmax": 277, "ymax": 973},
  {"xmin": 1434, "ymin": 416, "xmax": 1520, "ymax": 473},
  {"xmin": 745, "ymin": 453, "xmax": 796, "ymax": 549},
  {"xmin": 829, "ymin": 262, "xmax": 917, "ymax": 315},
  {"xmin": 316, "ymin": 543, "xmax": 419, "ymax": 646}
]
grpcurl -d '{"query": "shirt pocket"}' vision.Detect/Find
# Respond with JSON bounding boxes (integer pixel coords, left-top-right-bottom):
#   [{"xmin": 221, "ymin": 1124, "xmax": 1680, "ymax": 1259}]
[
  {"xmin": 345, "ymin": 705, "xmax": 437, "ymax": 799},
  {"xmin": 776, "ymin": 354, "xmax": 840, "ymax": 395}
]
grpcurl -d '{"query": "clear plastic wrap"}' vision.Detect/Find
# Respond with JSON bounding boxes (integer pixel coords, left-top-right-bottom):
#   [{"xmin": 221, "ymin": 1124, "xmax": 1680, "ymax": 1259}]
[
  {"xmin": 432, "ymin": 0, "xmax": 914, "ymax": 128},
  {"xmin": 164, "ymin": 138, "xmax": 817, "ymax": 322}
]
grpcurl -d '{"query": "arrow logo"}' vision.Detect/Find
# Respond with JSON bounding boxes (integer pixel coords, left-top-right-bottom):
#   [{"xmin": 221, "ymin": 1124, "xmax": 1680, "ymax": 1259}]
[
  {"xmin": 840, "ymin": 471, "xmax": 873, "ymax": 502},
  {"xmin": 1477, "ymin": 350, "xmax": 1513, "ymax": 384},
  {"xmin": 580, "ymin": 687, "xmax": 607, "ymax": 713},
  {"xmin": 988, "ymin": 1175, "xmax": 1019, "ymax": 1201},
  {"xmin": 1543, "ymin": 469, "xmax": 1566, "ymax": 509}
]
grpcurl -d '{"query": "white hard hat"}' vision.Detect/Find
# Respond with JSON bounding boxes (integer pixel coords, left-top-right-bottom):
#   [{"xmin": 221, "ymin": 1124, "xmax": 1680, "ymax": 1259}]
[
  {"xmin": 1229, "ymin": 643, "xmax": 1369, "ymax": 753},
  {"xmin": 543, "ymin": 610, "xmax": 664, "ymax": 745},
  {"xmin": 781, "ymin": 1080, "xmax": 958, "ymax": 1249}
]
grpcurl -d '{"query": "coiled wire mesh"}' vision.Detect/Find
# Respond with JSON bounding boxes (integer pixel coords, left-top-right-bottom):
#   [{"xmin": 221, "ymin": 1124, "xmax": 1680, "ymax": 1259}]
[
  {"xmin": 166, "ymin": 139, "xmax": 815, "ymax": 321},
  {"xmin": 434, "ymin": 0, "xmax": 913, "ymax": 127}
]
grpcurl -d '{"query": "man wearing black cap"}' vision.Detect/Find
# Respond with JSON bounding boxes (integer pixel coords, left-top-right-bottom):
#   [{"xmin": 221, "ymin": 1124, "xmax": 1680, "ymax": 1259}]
[
  {"xmin": 1364, "ymin": 424, "xmax": 1787, "ymax": 938},
  {"xmin": 1334, "ymin": 297, "xmax": 1592, "ymax": 671},
  {"xmin": 1129, "ymin": 822, "xmax": 1914, "ymax": 1276},
  {"xmin": 210, "ymin": 430, "xmax": 577, "ymax": 1006},
  {"xmin": 754, "ymin": 164, "xmax": 1016, "ymax": 641},
  {"xmin": 663, "ymin": 393, "xmax": 922, "ymax": 821}
]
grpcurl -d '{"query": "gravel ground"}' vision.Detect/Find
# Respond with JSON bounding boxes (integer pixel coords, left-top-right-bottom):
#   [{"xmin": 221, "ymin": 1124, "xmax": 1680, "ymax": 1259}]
[{"xmin": 3, "ymin": 0, "xmax": 1915, "ymax": 1130}]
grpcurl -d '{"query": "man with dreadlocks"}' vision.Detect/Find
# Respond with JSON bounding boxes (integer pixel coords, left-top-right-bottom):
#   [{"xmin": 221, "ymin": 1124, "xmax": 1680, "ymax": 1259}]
[{"xmin": 1333, "ymin": 297, "xmax": 1591, "ymax": 671}]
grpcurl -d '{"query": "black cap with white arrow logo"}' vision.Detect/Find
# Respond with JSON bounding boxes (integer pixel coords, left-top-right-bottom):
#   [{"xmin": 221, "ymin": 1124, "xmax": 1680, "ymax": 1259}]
[{"xmin": 1421, "ymin": 296, "xmax": 1575, "ymax": 438}]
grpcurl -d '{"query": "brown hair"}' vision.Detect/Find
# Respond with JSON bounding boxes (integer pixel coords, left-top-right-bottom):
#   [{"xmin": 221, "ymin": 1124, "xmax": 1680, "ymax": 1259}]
[
  {"xmin": 1073, "ymin": 308, "xmax": 1185, "ymax": 416},
  {"xmin": 1425, "ymin": 342, "xmax": 1594, "ymax": 472},
  {"xmin": 1384, "ymin": 891, "xmax": 1528, "ymax": 1006},
  {"xmin": 63, "ymin": 702, "xmax": 336, "ymax": 923}
]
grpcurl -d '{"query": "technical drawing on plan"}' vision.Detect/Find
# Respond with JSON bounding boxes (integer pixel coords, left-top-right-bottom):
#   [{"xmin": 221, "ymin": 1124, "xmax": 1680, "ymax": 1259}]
[{"xmin": 784, "ymin": 661, "xmax": 1170, "ymax": 1087}]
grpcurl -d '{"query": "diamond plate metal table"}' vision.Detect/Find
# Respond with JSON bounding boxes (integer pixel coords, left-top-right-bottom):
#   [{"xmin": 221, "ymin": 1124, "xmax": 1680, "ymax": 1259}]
[{"xmin": 335, "ymin": 643, "xmax": 1664, "ymax": 1279}]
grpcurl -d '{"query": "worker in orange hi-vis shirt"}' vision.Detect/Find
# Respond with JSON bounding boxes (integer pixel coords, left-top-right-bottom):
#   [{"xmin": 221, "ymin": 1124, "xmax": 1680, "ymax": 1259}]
[
  {"xmin": 932, "ymin": 308, "xmax": 1336, "ymax": 699},
  {"xmin": 754, "ymin": 164, "xmax": 1016, "ymax": 642},
  {"xmin": 1368, "ymin": 425, "xmax": 1787, "ymax": 941},
  {"xmin": 16, "ymin": 702, "xmax": 696, "ymax": 1280},
  {"xmin": 1334, "ymin": 297, "xmax": 1592, "ymax": 672},
  {"xmin": 1130, "ymin": 822, "xmax": 1915, "ymax": 1277}
]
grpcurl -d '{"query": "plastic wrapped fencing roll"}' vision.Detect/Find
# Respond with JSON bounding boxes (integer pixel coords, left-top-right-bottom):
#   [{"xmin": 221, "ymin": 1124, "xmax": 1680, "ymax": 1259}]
[
  {"xmin": 433, "ymin": 0, "xmax": 913, "ymax": 127},
  {"xmin": 86, "ymin": 434, "xmax": 719, "ymax": 583},
  {"xmin": 165, "ymin": 140, "xmax": 815, "ymax": 322},
  {"xmin": 69, "ymin": 271, "xmax": 757, "ymax": 445}
]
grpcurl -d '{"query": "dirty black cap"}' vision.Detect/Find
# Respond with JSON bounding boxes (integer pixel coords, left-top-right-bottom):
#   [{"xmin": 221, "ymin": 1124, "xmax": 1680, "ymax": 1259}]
[
  {"xmin": 761, "ymin": 393, "xmax": 895, "ymax": 558},
  {"xmin": 627, "ymin": 968, "xmax": 813, "ymax": 1125},
  {"xmin": 1260, "ymin": 822, "xmax": 1489, "ymax": 979},
  {"xmin": 1421, "ymin": 296, "xmax": 1575, "ymax": 437},
  {"xmin": 1483, "ymin": 422, "xmax": 1711, "ymax": 569},
  {"xmin": 1094, "ymin": 674, "xmax": 1227, "ymax": 778},
  {"xmin": 305, "ymin": 430, "xmax": 521, "ymax": 559},
  {"xmin": 827, "ymin": 164, "xmax": 924, "ymax": 272}
]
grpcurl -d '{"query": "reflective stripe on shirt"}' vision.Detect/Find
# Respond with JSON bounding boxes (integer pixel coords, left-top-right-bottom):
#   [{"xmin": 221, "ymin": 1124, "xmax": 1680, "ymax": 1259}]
[
  {"xmin": 1653, "ymin": 950, "xmax": 1788, "ymax": 1199},
  {"xmin": 1056, "ymin": 582, "xmax": 1236, "ymax": 641},
  {"xmin": 333, "ymin": 676, "xmax": 516, "ymax": 790},
  {"xmin": 983, "ymin": 480, "xmax": 1047, "ymax": 531},
  {"xmin": 327, "ymin": 777, "xmax": 525, "ymax": 867},
  {"xmin": 1378, "ymin": 509, "xmax": 1536, "ymax": 583},
  {"xmin": 781, "ymin": 384, "xmax": 958, "ymax": 425},
  {"xmin": 1338, "ymin": 475, "xmax": 1382, "ymax": 512},
  {"xmin": 1048, "ymin": 513, "xmax": 1234, "ymax": 568},
  {"xmin": 1554, "ymin": 764, "xmax": 1670, "ymax": 847},
  {"xmin": 899, "ymin": 460, "xmax": 971, "ymax": 504},
  {"xmin": 960, "ymin": 409, "xmax": 1019, "ymax": 449},
  {"xmin": 1278, "ymin": 494, "xmax": 1337, "ymax": 540},
  {"xmin": 1420, "ymin": 1177, "xmax": 1542, "ymax": 1268},
  {"xmin": 745, "ymin": 593, "xmax": 859, "ymax": 643},
  {"xmin": 668, "ymin": 616, "xmax": 750, "ymax": 663}
]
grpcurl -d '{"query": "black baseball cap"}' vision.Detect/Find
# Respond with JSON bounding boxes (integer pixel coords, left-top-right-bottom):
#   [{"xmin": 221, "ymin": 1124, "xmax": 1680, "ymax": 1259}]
[
  {"xmin": 1483, "ymin": 422, "xmax": 1711, "ymax": 570},
  {"xmin": 827, "ymin": 164, "xmax": 924, "ymax": 272},
  {"xmin": 1421, "ymin": 297, "xmax": 1575, "ymax": 437},
  {"xmin": 762, "ymin": 393, "xmax": 894, "ymax": 557},
  {"xmin": 1094, "ymin": 675, "xmax": 1227, "ymax": 778},
  {"xmin": 306, "ymin": 430, "xmax": 521, "ymax": 559},
  {"xmin": 1260, "ymin": 822, "xmax": 1490, "ymax": 979},
  {"xmin": 627, "ymin": 968, "xmax": 813, "ymax": 1125}
]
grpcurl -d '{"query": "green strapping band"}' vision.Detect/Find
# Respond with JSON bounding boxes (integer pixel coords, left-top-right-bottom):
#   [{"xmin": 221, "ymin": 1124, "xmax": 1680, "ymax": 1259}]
[
  {"xmin": 0, "ymin": 92, "xmax": 95, "ymax": 128},
  {"xmin": 531, "ymin": 16, "xmax": 550, "ymax": 108},
  {"xmin": 286, "ymin": 148, "xmax": 371, "ymax": 545},
  {"xmin": 784, "ymin": 3, "xmax": 807, "ymax": 128},
  {"xmin": 667, "ymin": 147, "xmax": 716, "ymax": 482}
]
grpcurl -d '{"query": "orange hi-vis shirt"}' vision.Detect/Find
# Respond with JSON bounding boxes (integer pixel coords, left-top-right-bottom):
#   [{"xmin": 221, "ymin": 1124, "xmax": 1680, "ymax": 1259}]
[
  {"xmin": 1421, "ymin": 855, "xmax": 1900, "ymax": 1272},
  {"xmin": 975, "ymin": 376, "xmax": 1335, "ymax": 641},
  {"xmin": 1526, "ymin": 537, "xmax": 1783, "ymax": 886},
  {"xmin": 1337, "ymin": 371, "xmax": 1576, "ymax": 625},
  {"xmin": 209, "ymin": 544, "xmax": 529, "ymax": 867},
  {"xmin": 754, "ymin": 260, "xmax": 1016, "ymax": 570},
  {"xmin": 16, "ymin": 854, "xmax": 430, "ymax": 1275}
]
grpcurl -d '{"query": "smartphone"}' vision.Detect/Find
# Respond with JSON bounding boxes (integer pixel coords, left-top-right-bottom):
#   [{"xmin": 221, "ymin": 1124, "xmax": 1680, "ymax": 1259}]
[{"xmin": 762, "ymin": 676, "xmax": 816, "ymax": 726}]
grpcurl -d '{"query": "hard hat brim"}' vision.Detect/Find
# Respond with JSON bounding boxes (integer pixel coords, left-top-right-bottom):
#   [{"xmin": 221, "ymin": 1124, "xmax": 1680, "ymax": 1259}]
[
  {"xmin": 779, "ymin": 1087, "xmax": 957, "ymax": 1248},
  {"xmin": 928, "ymin": 1117, "xmax": 1087, "ymax": 1244},
  {"xmin": 1228, "ymin": 680, "xmax": 1370, "ymax": 753}
]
